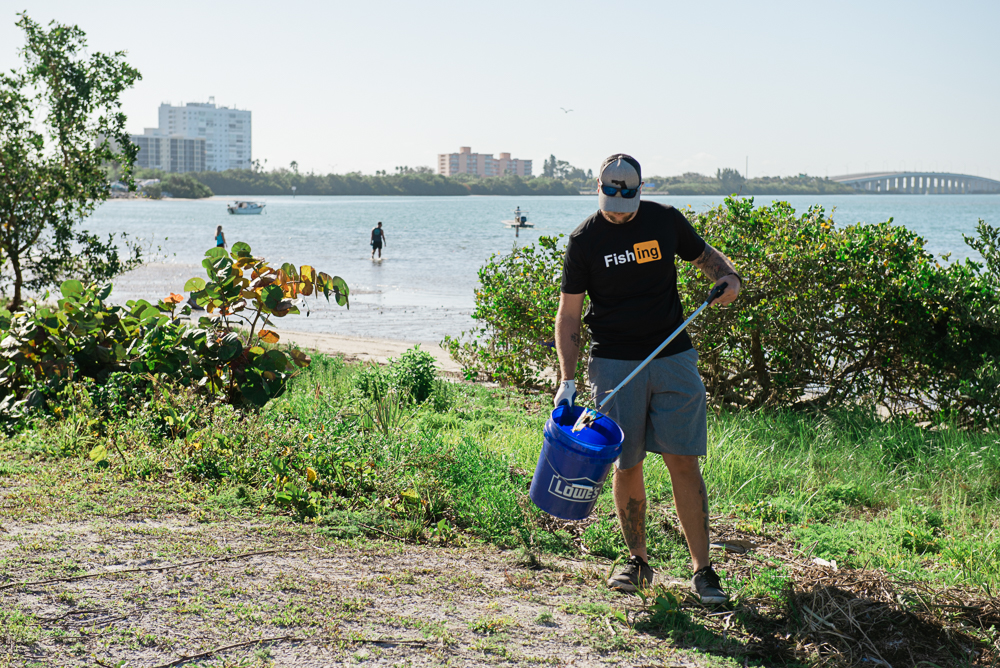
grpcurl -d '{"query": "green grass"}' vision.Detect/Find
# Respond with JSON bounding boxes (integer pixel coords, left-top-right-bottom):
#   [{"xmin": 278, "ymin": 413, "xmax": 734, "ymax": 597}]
[
  {"xmin": 4, "ymin": 352, "xmax": 998, "ymax": 590},
  {"xmin": 3, "ymin": 350, "xmax": 999, "ymax": 665}
]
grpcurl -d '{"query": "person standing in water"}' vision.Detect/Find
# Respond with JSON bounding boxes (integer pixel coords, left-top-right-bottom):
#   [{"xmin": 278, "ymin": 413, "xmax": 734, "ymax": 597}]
[
  {"xmin": 216, "ymin": 225, "xmax": 227, "ymax": 249},
  {"xmin": 371, "ymin": 221, "xmax": 386, "ymax": 259}
]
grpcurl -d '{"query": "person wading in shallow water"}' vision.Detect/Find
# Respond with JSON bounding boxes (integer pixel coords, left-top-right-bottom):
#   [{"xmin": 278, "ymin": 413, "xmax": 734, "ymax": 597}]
[
  {"xmin": 216, "ymin": 225, "xmax": 226, "ymax": 249},
  {"xmin": 371, "ymin": 221, "xmax": 386, "ymax": 259},
  {"xmin": 553, "ymin": 153, "xmax": 743, "ymax": 603}
]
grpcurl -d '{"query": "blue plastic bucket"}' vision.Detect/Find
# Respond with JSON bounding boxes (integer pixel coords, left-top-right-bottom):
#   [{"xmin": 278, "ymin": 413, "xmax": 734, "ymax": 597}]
[{"xmin": 529, "ymin": 405, "xmax": 624, "ymax": 520}]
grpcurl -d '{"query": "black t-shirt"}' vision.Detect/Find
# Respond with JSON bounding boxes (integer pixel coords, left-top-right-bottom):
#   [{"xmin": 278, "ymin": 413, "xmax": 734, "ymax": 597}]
[
  {"xmin": 372, "ymin": 228, "xmax": 384, "ymax": 243},
  {"xmin": 561, "ymin": 201, "xmax": 706, "ymax": 360}
]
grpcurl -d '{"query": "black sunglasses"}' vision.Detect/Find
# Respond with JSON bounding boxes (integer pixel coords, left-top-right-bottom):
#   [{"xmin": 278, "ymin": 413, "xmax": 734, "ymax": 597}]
[{"xmin": 600, "ymin": 182, "xmax": 641, "ymax": 199}]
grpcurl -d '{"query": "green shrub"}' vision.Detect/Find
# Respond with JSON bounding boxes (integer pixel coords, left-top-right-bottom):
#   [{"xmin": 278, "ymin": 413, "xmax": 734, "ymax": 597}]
[
  {"xmin": 353, "ymin": 346, "xmax": 438, "ymax": 404},
  {"xmin": 158, "ymin": 173, "xmax": 213, "ymax": 199},
  {"xmin": 388, "ymin": 346, "xmax": 437, "ymax": 403},
  {"xmin": 679, "ymin": 199, "xmax": 1000, "ymax": 427},
  {"xmin": 444, "ymin": 235, "xmax": 589, "ymax": 392},
  {"xmin": 449, "ymin": 199, "xmax": 1000, "ymax": 427},
  {"xmin": 352, "ymin": 363, "xmax": 390, "ymax": 400},
  {"xmin": 0, "ymin": 243, "xmax": 350, "ymax": 419}
]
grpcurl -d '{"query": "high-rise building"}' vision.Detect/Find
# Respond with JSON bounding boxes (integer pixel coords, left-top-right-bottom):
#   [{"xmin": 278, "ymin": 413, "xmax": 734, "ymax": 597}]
[
  {"xmin": 131, "ymin": 133, "xmax": 206, "ymax": 173},
  {"xmin": 437, "ymin": 146, "xmax": 532, "ymax": 178},
  {"xmin": 131, "ymin": 97, "xmax": 251, "ymax": 172}
]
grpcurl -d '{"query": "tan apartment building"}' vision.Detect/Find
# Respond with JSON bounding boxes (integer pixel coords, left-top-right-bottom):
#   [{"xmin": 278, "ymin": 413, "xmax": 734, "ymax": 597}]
[{"xmin": 438, "ymin": 146, "xmax": 532, "ymax": 178}]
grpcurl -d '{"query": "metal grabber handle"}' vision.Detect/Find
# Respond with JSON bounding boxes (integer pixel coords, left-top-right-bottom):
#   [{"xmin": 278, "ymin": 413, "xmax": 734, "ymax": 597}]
[{"xmin": 572, "ymin": 281, "xmax": 729, "ymax": 432}]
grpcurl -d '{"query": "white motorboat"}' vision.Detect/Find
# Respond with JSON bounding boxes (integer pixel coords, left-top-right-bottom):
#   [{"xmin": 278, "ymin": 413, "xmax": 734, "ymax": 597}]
[
  {"xmin": 502, "ymin": 207, "xmax": 533, "ymax": 228},
  {"xmin": 227, "ymin": 200, "xmax": 266, "ymax": 215}
]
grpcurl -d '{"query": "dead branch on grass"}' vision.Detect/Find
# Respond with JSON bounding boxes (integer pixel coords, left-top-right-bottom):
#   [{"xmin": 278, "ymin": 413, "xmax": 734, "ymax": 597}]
[
  {"xmin": 146, "ymin": 634, "xmax": 431, "ymax": 668},
  {"xmin": 0, "ymin": 547, "xmax": 308, "ymax": 591}
]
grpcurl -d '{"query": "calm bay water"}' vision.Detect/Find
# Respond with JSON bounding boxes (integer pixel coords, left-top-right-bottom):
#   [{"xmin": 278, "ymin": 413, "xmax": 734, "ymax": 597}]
[{"xmin": 87, "ymin": 194, "xmax": 999, "ymax": 342}]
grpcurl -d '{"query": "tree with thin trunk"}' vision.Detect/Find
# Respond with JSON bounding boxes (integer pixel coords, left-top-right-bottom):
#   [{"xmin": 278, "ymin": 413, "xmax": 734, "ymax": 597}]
[{"xmin": 0, "ymin": 13, "xmax": 143, "ymax": 311}]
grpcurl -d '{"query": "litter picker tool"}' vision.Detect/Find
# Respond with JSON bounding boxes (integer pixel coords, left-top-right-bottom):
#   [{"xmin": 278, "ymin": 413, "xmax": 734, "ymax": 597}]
[{"xmin": 571, "ymin": 280, "xmax": 730, "ymax": 433}]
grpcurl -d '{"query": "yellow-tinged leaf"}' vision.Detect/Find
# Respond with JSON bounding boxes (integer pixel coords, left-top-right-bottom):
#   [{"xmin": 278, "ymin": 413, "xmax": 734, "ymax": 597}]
[
  {"xmin": 306, "ymin": 467, "xmax": 317, "ymax": 483},
  {"xmin": 259, "ymin": 329, "xmax": 280, "ymax": 344}
]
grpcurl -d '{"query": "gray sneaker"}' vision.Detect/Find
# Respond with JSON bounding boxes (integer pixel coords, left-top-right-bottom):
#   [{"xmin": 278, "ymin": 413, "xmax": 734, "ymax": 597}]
[
  {"xmin": 607, "ymin": 555, "xmax": 653, "ymax": 593},
  {"xmin": 692, "ymin": 565, "xmax": 728, "ymax": 604}
]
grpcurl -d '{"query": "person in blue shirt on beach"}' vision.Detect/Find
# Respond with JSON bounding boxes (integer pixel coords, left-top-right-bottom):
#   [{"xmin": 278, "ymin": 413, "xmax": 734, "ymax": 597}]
[{"xmin": 371, "ymin": 222, "xmax": 386, "ymax": 259}]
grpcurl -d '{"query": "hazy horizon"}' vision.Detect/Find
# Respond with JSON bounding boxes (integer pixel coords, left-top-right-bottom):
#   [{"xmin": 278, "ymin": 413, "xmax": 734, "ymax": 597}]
[{"xmin": 2, "ymin": 0, "xmax": 998, "ymax": 181}]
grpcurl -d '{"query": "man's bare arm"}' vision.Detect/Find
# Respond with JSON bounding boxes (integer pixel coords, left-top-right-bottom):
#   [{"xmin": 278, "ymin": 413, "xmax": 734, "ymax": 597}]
[
  {"xmin": 555, "ymin": 292, "xmax": 585, "ymax": 381},
  {"xmin": 691, "ymin": 243, "xmax": 741, "ymax": 306}
]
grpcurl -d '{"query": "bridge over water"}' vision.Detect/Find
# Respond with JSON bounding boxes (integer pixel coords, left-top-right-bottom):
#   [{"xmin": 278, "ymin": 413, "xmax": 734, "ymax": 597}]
[{"xmin": 830, "ymin": 172, "xmax": 1000, "ymax": 194}]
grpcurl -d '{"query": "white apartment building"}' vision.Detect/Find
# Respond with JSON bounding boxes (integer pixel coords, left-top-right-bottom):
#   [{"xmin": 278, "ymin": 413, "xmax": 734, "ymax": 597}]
[
  {"xmin": 437, "ymin": 146, "xmax": 532, "ymax": 178},
  {"xmin": 133, "ymin": 97, "xmax": 251, "ymax": 172}
]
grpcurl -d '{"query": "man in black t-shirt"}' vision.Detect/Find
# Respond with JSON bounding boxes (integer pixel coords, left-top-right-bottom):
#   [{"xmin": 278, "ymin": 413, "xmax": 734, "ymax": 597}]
[{"xmin": 554, "ymin": 154, "xmax": 742, "ymax": 603}]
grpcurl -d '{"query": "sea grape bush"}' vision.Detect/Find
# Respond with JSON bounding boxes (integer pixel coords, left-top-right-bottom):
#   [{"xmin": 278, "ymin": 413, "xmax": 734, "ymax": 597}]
[
  {"xmin": 444, "ymin": 235, "xmax": 590, "ymax": 393},
  {"xmin": 0, "ymin": 242, "xmax": 350, "ymax": 417},
  {"xmin": 184, "ymin": 242, "xmax": 349, "ymax": 406},
  {"xmin": 679, "ymin": 198, "xmax": 1000, "ymax": 426},
  {"xmin": 453, "ymin": 200, "xmax": 1000, "ymax": 428},
  {"xmin": 0, "ymin": 281, "xmax": 205, "ymax": 416}
]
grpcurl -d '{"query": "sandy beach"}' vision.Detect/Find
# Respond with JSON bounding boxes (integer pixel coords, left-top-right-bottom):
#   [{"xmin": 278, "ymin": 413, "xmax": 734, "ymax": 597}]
[{"xmin": 280, "ymin": 330, "xmax": 462, "ymax": 375}]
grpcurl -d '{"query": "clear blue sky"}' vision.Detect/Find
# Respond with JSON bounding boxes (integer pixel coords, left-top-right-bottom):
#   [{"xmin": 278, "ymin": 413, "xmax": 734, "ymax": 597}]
[{"xmin": 2, "ymin": 0, "xmax": 998, "ymax": 179}]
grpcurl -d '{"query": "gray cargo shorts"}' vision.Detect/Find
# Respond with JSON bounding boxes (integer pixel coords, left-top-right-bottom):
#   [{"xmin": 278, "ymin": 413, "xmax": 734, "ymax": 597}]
[{"xmin": 588, "ymin": 347, "xmax": 707, "ymax": 470}]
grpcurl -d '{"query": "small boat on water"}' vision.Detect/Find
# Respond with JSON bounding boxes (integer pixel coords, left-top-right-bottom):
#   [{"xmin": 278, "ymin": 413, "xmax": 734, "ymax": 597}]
[
  {"xmin": 227, "ymin": 201, "xmax": 266, "ymax": 215},
  {"xmin": 502, "ymin": 206, "xmax": 533, "ymax": 228}
]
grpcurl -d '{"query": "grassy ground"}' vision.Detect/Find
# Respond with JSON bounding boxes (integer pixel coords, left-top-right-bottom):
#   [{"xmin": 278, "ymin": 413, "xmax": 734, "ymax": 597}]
[{"xmin": 1, "ymin": 351, "xmax": 998, "ymax": 666}]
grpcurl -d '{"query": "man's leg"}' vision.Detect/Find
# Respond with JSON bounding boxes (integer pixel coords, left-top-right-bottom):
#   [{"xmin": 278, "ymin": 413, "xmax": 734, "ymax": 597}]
[
  {"xmin": 612, "ymin": 461, "xmax": 647, "ymax": 561},
  {"xmin": 661, "ymin": 454, "xmax": 710, "ymax": 571}
]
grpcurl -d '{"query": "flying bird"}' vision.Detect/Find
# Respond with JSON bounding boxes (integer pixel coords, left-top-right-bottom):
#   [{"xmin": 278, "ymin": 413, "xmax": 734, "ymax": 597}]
[{"xmin": 560, "ymin": 107, "xmax": 573, "ymax": 114}]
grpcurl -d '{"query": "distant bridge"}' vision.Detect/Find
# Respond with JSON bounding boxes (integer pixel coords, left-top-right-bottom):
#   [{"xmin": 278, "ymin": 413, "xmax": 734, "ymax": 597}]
[{"xmin": 829, "ymin": 171, "xmax": 1000, "ymax": 194}]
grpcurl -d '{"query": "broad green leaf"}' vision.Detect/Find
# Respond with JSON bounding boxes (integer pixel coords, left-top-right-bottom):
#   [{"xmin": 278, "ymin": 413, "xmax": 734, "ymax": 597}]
[
  {"xmin": 60, "ymin": 279, "xmax": 84, "ymax": 298},
  {"xmin": 231, "ymin": 241, "xmax": 252, "ymax": 256},
  {"xmin": 89, "ymin": 444, "xmax": 108, "ymax": 462},
  {"xmin": 215, "ymin": 332, "xmax": 242, "ymax": 360},
  {"xmin": 139, "ymin": 305, "xmax": 162, "ymax": 322},
  {"xmin": 261, "ymin": 284, "xmax": 284, "ymax": 309},
  {"xmin": 205, "ymin": 246, "xmax": 228, "ymax": 260},
  {"xmin": 184, "ymin": 277, "xmax": 206, "ymax": 291}
]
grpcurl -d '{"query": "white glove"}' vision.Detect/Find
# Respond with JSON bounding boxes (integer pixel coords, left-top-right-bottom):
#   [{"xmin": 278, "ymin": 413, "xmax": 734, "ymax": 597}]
[{"xmin": 554, "ymin": 380, "xmax": 577, "ymax": 407}]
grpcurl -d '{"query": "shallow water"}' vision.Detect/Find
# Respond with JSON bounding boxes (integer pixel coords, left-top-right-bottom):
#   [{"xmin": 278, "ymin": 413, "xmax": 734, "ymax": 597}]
[{"xmin": 87, "ymin": 194, "xmax": 999, "ymax": 342}]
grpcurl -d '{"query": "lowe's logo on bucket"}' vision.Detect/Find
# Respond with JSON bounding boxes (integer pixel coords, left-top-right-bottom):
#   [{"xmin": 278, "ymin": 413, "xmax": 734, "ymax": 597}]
[{"xmin": 548, "ymin": 476, "xmax": 602, "ymax": 503}]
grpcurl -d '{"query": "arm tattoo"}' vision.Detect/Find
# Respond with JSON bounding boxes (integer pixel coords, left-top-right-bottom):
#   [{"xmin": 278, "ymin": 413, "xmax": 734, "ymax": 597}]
[
  {"xmin": 570, "ymin": 332, "xmax": 580, "ymax": 348},
  {"xmin": 693, "ymin": 244, "xmax": 736, "ymax": 282},
  {"xmin": 619, "ymin": 496, "xmax": 647, "ymax": 554}
]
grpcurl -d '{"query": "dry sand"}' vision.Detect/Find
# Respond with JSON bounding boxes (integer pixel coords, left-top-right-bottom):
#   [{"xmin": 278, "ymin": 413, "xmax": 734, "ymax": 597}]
[{"xmin": 280, "ymin": 330, "xmax": 462, "ymax": 375}]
